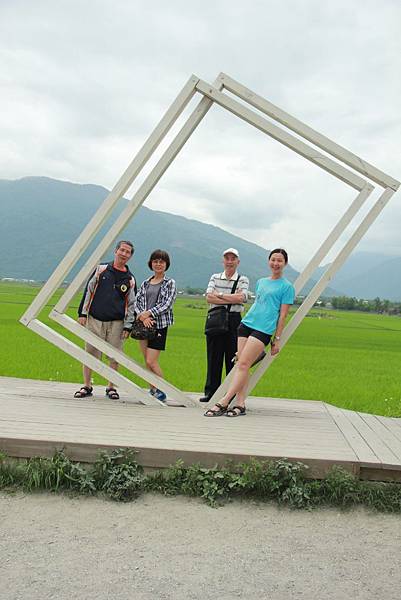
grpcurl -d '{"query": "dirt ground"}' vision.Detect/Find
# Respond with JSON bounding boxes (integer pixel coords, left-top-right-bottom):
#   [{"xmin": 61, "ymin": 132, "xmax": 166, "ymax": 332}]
[{"xmin": 1, "ymin": 492, "xmax": 400, "ymax": 600}]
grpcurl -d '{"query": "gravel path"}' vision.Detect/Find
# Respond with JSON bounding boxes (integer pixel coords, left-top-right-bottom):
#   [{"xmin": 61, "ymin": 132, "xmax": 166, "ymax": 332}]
[{"xmin": 1, "ymin": 492, "xmax": 400, "ymax": 600}]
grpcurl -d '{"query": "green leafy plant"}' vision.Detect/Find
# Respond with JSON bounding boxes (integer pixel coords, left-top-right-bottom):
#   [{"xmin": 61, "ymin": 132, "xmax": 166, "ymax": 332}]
[
  {"xmin": 92, "ymin": 448, "xmax": 144, "ymax": 502},
  {"xmin": 1, "ymin": 448, "xmax": 401, "ymax": 512},
  {"xmin": 146, "ymin": 460, "xmax": 241, "ymax": 507},
  {"xmin": 237, "ymin": 458, "xmax": 311, "ymax": 508}
]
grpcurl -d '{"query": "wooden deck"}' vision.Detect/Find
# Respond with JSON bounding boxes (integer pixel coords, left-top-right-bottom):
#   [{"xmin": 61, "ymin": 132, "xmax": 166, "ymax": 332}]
[{"xmin": 1, "ymin": 376, "xmax": 401, "ymax": 481}]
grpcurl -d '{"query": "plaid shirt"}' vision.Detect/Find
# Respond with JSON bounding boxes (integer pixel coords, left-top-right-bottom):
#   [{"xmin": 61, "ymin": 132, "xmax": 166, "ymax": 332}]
[{"xmin": 134, "ymin": 276, "xmax": 177, "ymax": 328}]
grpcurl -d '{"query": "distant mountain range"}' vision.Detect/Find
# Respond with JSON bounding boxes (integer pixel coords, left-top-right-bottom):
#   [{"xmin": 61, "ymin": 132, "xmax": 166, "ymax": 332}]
[
  {"xmin": 1, "ymin": 177, "xmax": 399, "ymax": 300},
  {"xmin": 313, "ymin": 252, "xmax": 401, "ymax": 302}
]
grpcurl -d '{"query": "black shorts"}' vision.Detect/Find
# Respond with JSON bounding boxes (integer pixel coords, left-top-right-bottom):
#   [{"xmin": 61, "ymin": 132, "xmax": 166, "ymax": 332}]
[
  {"xmin": 147, "ymin": 327, "xmax": 168, "ymax": 351},
  {"xmin": 237, "ymin": 322, "xmax": 272, "ymax": 346}
]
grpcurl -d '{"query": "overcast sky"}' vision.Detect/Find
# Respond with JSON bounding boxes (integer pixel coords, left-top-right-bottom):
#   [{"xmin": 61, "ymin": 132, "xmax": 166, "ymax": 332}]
[{"xmin": 1, "ymin": 0, "xmax": 400, "ymax": 270}]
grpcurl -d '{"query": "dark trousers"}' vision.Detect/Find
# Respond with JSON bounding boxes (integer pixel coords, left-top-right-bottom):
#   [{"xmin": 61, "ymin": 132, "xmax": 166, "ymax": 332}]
[{"xmin": 204, "ymin": 312, "xmax": 241, "ymax": 399}]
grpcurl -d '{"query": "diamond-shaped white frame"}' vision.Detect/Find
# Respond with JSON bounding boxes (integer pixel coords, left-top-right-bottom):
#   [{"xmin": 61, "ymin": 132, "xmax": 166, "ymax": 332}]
[{"xmin": 20, "ymin": 72, "xmax": 400, "ymax": 408}]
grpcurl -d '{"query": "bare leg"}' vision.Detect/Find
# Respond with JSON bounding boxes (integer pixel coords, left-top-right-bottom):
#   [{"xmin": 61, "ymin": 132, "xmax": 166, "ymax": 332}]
[
  {"xmin": 83, "ymin": 365, "xmax": 92, "ymax": 388},
  {"xmin": 107, "ymin": 358, "xmax": 119, "ymax": 389},
  {"xmin": 138, "ymin": 340, "xmax": 156, "ymax": 390},
  {"xmin": 139, "ymin": 339, "xmax": 148, "ymax": 361},
  {"xmin": 145, "ymin": 348, "xmax": 163, "ymax": 380},
  {"xmin": 221, "ymin": 337, "xmax": 265, "ymax": 408},
  {"xmin": 205, "ymin": 336, "xmax": 264, "ymax": 415}
]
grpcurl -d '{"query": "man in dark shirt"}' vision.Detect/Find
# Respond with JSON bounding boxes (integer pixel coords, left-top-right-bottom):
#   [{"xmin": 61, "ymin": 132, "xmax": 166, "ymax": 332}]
[{"xmin": 74, "ymin": 240, "xmax": 136, "ymax": 400}]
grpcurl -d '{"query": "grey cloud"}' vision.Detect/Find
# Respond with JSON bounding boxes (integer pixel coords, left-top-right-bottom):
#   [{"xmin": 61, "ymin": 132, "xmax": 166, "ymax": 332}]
[{"xmin": 1, "ymin": 0, "xmax": 400, "ymax": 267}]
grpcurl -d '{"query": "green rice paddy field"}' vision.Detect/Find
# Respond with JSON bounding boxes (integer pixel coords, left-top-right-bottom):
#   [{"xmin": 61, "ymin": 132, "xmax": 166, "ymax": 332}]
[{"xmin": 1, "ymin": 281, "xmax": 401, "ymax": 417}]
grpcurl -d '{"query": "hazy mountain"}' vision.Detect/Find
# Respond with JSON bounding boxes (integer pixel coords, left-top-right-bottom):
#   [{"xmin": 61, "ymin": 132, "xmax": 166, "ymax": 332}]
[
  {"xmin": 0, "ymin": 177, "xmax": 343, "ymax": 296},
  {"xmin": 313, "ymin": 252, "xmax": 401, "ymax": 301}
]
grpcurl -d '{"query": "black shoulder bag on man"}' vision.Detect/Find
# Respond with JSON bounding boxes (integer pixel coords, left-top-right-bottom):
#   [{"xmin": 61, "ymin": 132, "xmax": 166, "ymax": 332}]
[{"xmin": 204, "ymin": 275, "xmax": 240, "ymax": 336}]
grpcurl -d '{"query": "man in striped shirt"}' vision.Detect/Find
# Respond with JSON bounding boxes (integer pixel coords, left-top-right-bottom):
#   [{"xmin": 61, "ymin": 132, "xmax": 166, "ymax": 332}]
[{"xmin": 199, "ymin": 248, "xmax": 249, "ymax": 403}]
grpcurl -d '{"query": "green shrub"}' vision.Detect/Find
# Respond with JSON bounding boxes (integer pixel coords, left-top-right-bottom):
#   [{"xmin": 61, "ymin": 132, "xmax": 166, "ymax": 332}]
[
  {"xmin": 1, "ymin": 448, "xmax": 401, "ymax": 512},
  {"xmin": 92, "ymin": 448, "xmax": 144, "ymax": 502},
  {"xmin": 146, "ymin": 460, "xmax": 242, "ymax": 507},
  {"xmin": 238, "ymin": 458, "xmax": 311, "ymax": 508}
]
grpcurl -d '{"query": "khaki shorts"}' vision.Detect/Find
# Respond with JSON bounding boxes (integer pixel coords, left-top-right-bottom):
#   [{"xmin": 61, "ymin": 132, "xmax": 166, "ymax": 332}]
[{"xmin": 85, "ymin": 316, "xmax": 124, "ymax": 359}]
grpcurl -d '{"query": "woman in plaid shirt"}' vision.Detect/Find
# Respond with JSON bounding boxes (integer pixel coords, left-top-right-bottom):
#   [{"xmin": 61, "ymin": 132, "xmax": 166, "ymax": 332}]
[{"xmin": 134, "ymin": 249, "xmax": 177, "ymax": 402}]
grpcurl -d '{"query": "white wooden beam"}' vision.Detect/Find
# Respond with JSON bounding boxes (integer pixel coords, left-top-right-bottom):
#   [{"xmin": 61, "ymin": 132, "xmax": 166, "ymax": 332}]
[
  {"xmin": 294, "ymin": 183, "xmax": 373, "ymax": 294},
  {"xmin": 27, "ymin": 319, "xmax": 157, "ymax": 405},
  {"xmin": 219, "ymin": 73, "xmax": 400, "ymax": 191},
  {"xmin": 53, "ymin": 80, "xmax": 224, "ymax": 315},
  {"xmin": 209, "ymin": 187, "xmax": 395, "ymax": 405},
  {"xmin": 196, "ymin": 80, "xmax": 368, "ymax": 191},
  {"xmin": 50, "ymin": 311, "xmax": 197, "ymax": 407},
  {"xmin": 20, "ymin": 71, "xmax": 399, "ymax": 416},
  {"xmin": 20, "ymin": 75, "xmax": 200, "ymax": 326}
]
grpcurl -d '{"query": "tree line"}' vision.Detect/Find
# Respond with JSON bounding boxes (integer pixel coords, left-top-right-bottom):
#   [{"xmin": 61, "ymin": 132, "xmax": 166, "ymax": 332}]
[
  {"xmin": 182, "ymin": 287, "xmax": 401, "ymax": 315},
  {"xmin": 296, "ymin": 295, "xmax": 401, "ymax": 315}
]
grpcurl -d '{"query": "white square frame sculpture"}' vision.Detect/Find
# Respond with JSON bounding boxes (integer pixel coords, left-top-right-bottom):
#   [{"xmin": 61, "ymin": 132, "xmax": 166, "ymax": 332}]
[{"xmin": 20, "ymin": 72, "xmax": 400, "ymax": 408}]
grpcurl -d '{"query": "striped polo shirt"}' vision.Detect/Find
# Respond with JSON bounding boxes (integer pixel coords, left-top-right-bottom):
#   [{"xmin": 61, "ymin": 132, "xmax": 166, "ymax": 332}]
[{"xmin": 206, "ymin": 271, "xmax": 249, "ymax": 313}]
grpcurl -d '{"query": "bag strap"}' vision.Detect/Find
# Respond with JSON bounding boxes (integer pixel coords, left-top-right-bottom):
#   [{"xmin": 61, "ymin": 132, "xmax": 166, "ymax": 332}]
[{"xmin": 227, "ymin": 275, "xmax": 240, "ymax": 314}]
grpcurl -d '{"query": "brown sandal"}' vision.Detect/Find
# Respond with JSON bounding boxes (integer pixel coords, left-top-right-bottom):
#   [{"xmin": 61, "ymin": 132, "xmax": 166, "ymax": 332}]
[
  {"xmin": 74, "ymin": 386, "xmax": 93, "ymax": 398},
  {"xmin": 226, "ymin": 406, "xmax": 246, "ymax": 417},
  {"xmin": 204, "ymin": 402, "xmax": 228, "ymax": 417}
]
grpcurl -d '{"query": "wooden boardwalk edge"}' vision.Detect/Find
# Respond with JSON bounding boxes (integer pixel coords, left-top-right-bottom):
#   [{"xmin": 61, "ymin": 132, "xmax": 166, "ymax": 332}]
[
  {"xmin": 0, "ymin": 436, "xmax": 360, "ymax": 480},
  {"xmin": 1, "ymin": 377, "xmax": 400, "ymax": 482}
]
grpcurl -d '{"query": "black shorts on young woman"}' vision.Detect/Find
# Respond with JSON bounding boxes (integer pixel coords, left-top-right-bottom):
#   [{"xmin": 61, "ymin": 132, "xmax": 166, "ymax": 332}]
[
  {"xmin": 237, "ymin": 323, "xmax": 272, "ymax": 346},
  {"xmin": 147, "ymin": 326, "xmax": 168, "ymax": 351}
]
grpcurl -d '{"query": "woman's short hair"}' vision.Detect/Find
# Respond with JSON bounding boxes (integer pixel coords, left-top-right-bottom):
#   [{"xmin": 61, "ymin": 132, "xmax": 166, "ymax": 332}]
[
  {"xmin": 268, "ymin": 248, "xmax": 288, "ymax": 264},
  {"xmin": 148, "ymin": 249, "xmax": 171, "ymax": 270}
]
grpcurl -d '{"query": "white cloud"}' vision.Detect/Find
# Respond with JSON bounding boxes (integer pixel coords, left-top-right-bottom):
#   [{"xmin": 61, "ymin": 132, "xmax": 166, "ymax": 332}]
[{"xmin": 1, "ymin": 0, "xmax": 400, "ymax": 267}]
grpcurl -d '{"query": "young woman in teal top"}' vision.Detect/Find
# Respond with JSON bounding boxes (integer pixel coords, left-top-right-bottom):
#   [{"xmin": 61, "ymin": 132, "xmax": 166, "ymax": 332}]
[{"xmin": 204, "ymin": 248, "xmax": 295, "ymax": 417}]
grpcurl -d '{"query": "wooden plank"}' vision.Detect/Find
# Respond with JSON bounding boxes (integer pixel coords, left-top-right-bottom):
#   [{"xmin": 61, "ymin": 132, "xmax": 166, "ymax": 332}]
[
  {"xmin": 0, "ymin": 402, "xmax": 338, "ymax": 427},
  {"xmin": 0, "ymin": 417, "xmax": 350, "ymax": 450},
  {"xmin": 0, "ymin": 412, "xmax": 350, "ymax": 447},
  {"xmin": 360, "ymin": 467, "xmax": 401, "ymax": 483},
  {"xmin": 377, "ymin": 416, "xmax": 401, "ymax": 443},
  {"xmin": 357, "ymin": 413, "xmax": 401, "ymax": 463},
  {"xmin": 343, "ymin": 410, "xmax": 400, "ymax": 467},
  {"xmin": 1, "ymin": 377, "xmax": 399, "ymax": 481},
  {"xmin": 0, "ymin": 437, "xmax": 358, "ymax": 478},
  {"xmin": 390, "ymin": 418, "xmax": 401, "ymax": 432},
  {"xmin": 324, "ymin": 403, "xmax": 380, "ymax": 467}
]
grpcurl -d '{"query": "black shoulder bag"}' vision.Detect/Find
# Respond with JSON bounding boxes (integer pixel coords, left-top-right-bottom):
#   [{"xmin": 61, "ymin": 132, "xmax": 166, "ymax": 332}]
[{"xmin": 204, "ymin": 275, "xmax": 240, "ymax": 337}]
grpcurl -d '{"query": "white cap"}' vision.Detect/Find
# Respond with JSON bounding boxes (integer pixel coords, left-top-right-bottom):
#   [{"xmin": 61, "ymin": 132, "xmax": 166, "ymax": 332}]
[{"xmin": 223, "ymin": 247, "xmax": 239, "ymax": 258}]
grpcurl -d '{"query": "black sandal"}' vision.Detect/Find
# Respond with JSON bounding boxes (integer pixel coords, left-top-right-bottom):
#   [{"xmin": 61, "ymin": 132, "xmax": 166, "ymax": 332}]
[
  {"xmin": 204, "ymin": 402, "xmax": 228, "ymax": 417},
  {"xmin": 74, "ymin": 386, "xmax": 93, "ymax": 398},
  {"xmin": 105, "ymin": 387, "xmax": 120, "ymax": 400},
  {"xmin": 226, "ymin": 406, "xmax": 246, "ymax": 417}
]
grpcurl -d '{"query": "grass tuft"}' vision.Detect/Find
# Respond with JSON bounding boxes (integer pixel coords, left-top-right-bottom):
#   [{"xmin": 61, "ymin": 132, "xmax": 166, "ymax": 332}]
[{"xmin": 2, "ymin": 449, "xmax": 401, "ymax": 512}]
